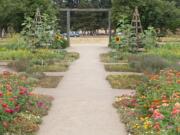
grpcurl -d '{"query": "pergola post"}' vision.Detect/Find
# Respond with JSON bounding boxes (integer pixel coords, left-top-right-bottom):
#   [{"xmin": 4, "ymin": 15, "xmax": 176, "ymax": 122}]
[
  {"xmin": 108, "ymin": 10, "xmax": 112, "ymax": 45},
  {"xmin": 60, "ymin": 8, "xmax": 112, "ymax": 46},
  {"xmin": 67, "ymin": 10, "xmax": 70, "ymax": 46}
]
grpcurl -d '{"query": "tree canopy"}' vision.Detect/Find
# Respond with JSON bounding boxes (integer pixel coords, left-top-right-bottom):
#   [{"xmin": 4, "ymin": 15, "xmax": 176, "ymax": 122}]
[
  {"xmin": 112, "ymin": 0, "xmax": 180, "ymax": 32},
  {"xmin": 0, "ymin": 0, "xmax": 56, "ymax": 33},
  {"xmin": 0, "ymin": 0, "xmax": 179, "ymax": 35}
]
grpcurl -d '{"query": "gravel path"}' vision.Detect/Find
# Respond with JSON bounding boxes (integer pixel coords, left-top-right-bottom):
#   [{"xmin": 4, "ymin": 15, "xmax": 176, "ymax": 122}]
[{"xmin": 36, "ymin": 44, "xmax": 128, "ymax": 135}]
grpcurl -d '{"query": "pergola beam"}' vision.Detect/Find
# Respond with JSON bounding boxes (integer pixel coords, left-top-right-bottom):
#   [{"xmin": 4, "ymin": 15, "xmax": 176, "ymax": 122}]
[
  {"xmin": 60, "ymin": 8, "xmax": 112, "ymax": 46},
  {"xmin": 59, "ymin": 8, "xmax": 110, "ymax": 12}
]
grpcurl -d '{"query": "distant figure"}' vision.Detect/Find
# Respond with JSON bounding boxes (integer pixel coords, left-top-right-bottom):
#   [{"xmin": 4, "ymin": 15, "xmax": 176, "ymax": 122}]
[
  {"xmin": 7, "ymin": 26, "xmax": 14, "ymax": 37},
  {"xmin": 2, "ymin": 28, "xmax": 5, "ymax": 38}
]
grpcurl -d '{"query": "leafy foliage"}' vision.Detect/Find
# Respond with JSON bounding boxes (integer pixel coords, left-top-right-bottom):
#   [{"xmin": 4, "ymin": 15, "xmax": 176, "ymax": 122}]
[
  {"xmin": 128, "ymin": 55, "xmax": 170, "ymax": 73},
  {"xmin": 114, "ymin": 70, "xmax": 180, "ymax": 135},
  {"xmin": 141, "ymin": 27, "xmax": 157, "ymax": 49},
  {"xmin": 21, "ymin": 12, "xmax": 57, "ymax": 49},
  {"xmin": 0, "ymin": 0, "xmax": 56, "ymax": 35},
  {"xmin": 112, "ymin": 0, "xmax": 180, "ymax": 32}
]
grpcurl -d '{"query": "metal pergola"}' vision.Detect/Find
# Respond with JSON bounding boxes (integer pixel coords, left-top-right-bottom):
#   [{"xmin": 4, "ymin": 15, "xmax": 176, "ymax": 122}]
[{"xmin": 59, "ymin": 8, "xmax": 112, "ymax": 46}]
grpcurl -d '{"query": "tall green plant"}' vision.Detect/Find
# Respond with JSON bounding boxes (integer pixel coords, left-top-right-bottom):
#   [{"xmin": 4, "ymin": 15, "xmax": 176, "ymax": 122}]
[
  {"xmin": 112, "ymin": 17, "xmax": 137, "ymax": 53},
  {"xmin": 141, "ymin": 27, "xmax": 157, "ymax": 49},
  {"xmin": 21, "ymin": 11, "xmax": 57, "ymax": 49}
]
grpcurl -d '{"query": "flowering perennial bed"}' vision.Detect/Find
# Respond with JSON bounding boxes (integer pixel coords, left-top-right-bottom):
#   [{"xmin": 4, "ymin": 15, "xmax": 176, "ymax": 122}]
[
  {"xmin": 114, "ymin": 69, "xmax": 180, "ymax": 134},
  {"xmin": 0, "ymin": 71, "xmax": 53, "ymax": 134}
]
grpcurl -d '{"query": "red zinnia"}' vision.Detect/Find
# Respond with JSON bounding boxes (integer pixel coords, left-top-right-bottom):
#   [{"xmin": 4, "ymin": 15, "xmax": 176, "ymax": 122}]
[
  {"xmin": 154, "ymin": 122, "xmax": 160, "ymax": 131},
  {"xmin": 2, "ymin": 103, "xmax": 8, "ymax": 108},
  {"xmin": 0, "ymin": 92, "xmax": 3, "ymax": 97},
  {"xmin": 4, "ymin": 108, "xmax": 14, "ymax": 114}
]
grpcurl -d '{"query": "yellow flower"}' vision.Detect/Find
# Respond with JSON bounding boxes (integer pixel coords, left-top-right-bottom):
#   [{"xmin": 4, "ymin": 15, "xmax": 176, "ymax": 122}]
[
  {"xmin": 6, "ymin": 91, "xmax": 12, "ymax": 96},
  {"xmin": 140, "ymin": 117, "xmax": 145, "ymax": 121},
  {"xmin": 115, "ymin": 36, "xmax": 121, "ymax": 44},
  {"xmin": 143, "ymin": 121, "xmax": 152, "ymax": 129},
  {"xmin": 133, "ymin": 124, "xmax": 140, "ymax": 129}
]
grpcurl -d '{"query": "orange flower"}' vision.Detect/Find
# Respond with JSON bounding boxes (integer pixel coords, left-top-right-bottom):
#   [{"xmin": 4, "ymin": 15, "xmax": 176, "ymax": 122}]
[
  {"xmin": 177, "ymin": 80, "xmax": 180, "ymax": 84},
  {"xmin": 150, "ymin": 75, "xmax": 159, "ymax": 81},
  {"xmin": 177, "ymin": 127, "xmax": 180, "ymax": 133},
  {"xmin": 172, "ymin": 92, "xmax": 180, "ymax": 98},
  {"xmin": 176, "ymin": 72, "xmax": 180, "ymax": 77},
  {"xmin": 162, "ymin": 99, "xmax": 169, "ymax": 103}
]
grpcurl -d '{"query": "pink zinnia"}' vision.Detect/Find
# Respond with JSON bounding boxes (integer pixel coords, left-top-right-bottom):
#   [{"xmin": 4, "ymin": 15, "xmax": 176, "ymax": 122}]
[
  {"xmin": 171, "ymin": 108, "xmax": 180, "ymax": 115},
  {"xmin": 152, "ymin": 109, "xmax": 164, "ymax": 120},
  {"xmin": 6, "ymin": 84, "xmax": 12, "ymax": 91}
]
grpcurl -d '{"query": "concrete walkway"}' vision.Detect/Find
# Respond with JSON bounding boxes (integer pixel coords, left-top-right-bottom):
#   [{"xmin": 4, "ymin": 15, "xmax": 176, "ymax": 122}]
[{"xmin": 37, "ymin": 44, "xmax": 128, "ymax": 135}]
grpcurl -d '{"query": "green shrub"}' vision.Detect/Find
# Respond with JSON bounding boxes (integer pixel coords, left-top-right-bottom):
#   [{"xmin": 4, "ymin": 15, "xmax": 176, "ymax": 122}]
[
  {"xmin": 8, "ymin": 59, "xmax": 30, "ymax": 72},
  {"xmin": 107, "ymin": 74, "xmax": 143, "ymax": 89},
  {"xmin": 147, "ymin": 43, "xmax": 180, "ymax": 62},
  {"xmin": 128, "ymin": 55, "xmax": 169, "ymax": 73},
  {"xmin": 0, "ymin": 50, "xmax": 32, "ymax": 60},
  {"xmin": 141, "ymin": 27, "xmax": 157, "ymax": 49},
  {"xmin": 0, "ymin": 35, "xmax": 28, "ymax": 50},
  {"xmin": 100, "ymin": 51, "xmax": 130, "ymax": 63},
  {"xmin": 104, "ymin": 64, "xmax": 137, "ymax": 72}
]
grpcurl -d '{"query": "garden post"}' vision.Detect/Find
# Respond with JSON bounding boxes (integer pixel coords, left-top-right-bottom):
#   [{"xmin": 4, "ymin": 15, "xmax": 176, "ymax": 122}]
[
  {"xmin": 67, "ymin": 10, "xmax": 70, "ymax": 46},
  {"xmin": 108, "ymin": 10, "xmax": 112, "ymax": 45}
]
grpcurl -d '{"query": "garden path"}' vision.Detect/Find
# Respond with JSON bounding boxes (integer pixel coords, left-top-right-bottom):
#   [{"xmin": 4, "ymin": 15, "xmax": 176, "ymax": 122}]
[{"xmin": 36, "ymin": 44, "xmax": 133, "ymax": 135}]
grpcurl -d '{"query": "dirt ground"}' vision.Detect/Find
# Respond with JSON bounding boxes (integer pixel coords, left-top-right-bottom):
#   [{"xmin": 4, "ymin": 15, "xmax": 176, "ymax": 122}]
[{"xmin": 70, "ymin": 35, "xmax": 109, "ymax": 45}]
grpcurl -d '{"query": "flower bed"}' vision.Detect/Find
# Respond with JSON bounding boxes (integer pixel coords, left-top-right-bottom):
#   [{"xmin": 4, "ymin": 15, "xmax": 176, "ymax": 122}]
[
  {"xmin": 107, "ymin": 74, "xmax": 143, "ymax": 89},
  {"xmin": 0, "ymin": 71, "xmax": 53, "ymax": 134},
  {"xmin": 104, "ymin": 64, "xmax": 137, "ymax": 72},
  {"xmin": 114, "ymin": 69, "xmax": 180, "ymax": 134}
]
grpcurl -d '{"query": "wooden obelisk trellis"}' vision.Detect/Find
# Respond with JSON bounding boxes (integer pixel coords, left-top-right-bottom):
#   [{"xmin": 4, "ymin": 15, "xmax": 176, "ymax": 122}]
[
  {"xmin": 131, "ymin": 7, "xmax": 143, "ymax": 48},
  {"xmin": 35, "ymin": 8, "xmax": 42, "ymax": 32}
]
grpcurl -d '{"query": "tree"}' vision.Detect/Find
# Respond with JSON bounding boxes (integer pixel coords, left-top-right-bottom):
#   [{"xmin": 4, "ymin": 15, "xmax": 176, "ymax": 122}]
[
  {"xmin": 0, "ymin": 0, "xmax": 56, "ymax": 37},
  {"xmin": 112, "ymin": 0, "xmax": 180, "ymax": 33}
]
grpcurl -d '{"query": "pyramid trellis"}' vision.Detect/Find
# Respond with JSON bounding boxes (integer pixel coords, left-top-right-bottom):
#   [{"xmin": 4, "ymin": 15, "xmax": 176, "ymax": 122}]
[
  {"xmin": 131, "ymin": 7, "xmax": 143, "ymax": 47},
  {"xmin": 35, "ymin": 8, "xmax": 42, "ymax": 25}
]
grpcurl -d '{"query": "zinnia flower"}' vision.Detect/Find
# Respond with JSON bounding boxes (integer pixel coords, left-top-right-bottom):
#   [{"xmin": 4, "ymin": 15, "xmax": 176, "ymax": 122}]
[
  {"xmin": 171, "ymin": 103, "xmax": 180, "ymax": 115},
  {"xmin": 0, "ymin": 92, "xmax": 3, "ymax": 97},
  {"xmin": 2, "ymin": 103, "xmax": 8, "ymax": 108},
  {"xmin": 3, "ymin": 71, "xmax": 10, "ymax": 76},
  {"xmin": 4, "ymin": 108, "xmax": 14, "ymax": 114},
  {"xmin": 6, "ymin": 84, "xmax": 12, "ymax": 91},
  {"xmin": 37, "ymin": 101, "xmax": 44, "ymax": 108},
  {"xmin": 153, "ymin": 122, "xmax": 160, "ymax": 131},
  {"xmin": 177, "ymin": 80, "xmax": 180, "ymax": 84},
  {"xmin": 152, "ymin": 109, "xmax": 164, "ymax": 120}
]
